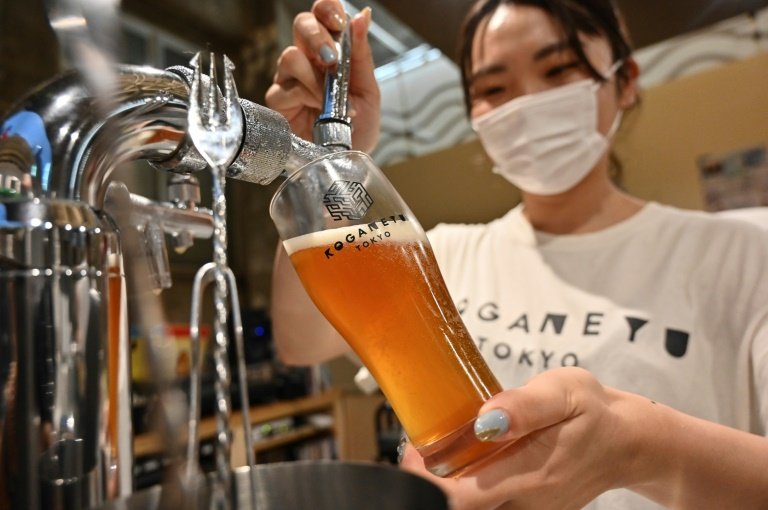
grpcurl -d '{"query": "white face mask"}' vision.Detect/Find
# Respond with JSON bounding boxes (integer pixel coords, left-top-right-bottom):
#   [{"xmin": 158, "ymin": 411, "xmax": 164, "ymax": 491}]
[{"xmin": 471, "ymin": 63, "xmax": 623, "ymax": 196}]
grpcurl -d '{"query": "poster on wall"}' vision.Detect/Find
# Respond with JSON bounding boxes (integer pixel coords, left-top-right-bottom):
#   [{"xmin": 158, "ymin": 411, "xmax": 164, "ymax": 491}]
[{"xmin": 698, "ymin": 145, "xmax": 768, "ymax": 212}]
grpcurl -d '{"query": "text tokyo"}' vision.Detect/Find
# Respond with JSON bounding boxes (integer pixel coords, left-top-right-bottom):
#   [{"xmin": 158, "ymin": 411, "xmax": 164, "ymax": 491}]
[{"xmin": 323, "ymin": 214, "xmax": 409, "ymax": 259}]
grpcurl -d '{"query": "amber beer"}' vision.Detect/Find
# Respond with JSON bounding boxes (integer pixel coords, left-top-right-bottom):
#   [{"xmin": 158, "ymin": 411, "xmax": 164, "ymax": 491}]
[{"xmin": 285, "ymin": 216, "xmax": 507, "ymax": 476}]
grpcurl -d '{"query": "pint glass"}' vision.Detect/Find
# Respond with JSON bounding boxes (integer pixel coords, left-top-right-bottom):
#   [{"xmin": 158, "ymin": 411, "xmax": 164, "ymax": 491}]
[{"xmin": 270, "ymin": 151, "xmax": 508, "ymax": 477}]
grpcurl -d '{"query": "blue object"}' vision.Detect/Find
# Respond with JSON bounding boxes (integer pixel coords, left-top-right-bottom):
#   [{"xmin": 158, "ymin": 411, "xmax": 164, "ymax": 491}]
[{"xmin": 1, "ymin": 110, "xmax": 52, "ymax": 184}]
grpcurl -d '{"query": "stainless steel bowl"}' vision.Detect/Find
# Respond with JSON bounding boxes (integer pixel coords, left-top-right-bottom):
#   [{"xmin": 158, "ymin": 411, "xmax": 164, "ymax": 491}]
[{"xmin": 95, "ymin": 461, "xmax": 449, "ymax": 510}]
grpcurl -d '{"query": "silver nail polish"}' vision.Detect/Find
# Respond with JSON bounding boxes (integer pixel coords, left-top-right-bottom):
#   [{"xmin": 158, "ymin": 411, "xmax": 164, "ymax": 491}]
[
  {"xmin": 474, "ymin": 409, "xmax": 509, "ymax": 442},
  {"xmin": 319, "ymin": 44, "xmax": 337, "ymax": 64},
  {"xmin": 396, "ymin": 434, "xmax": 409, "ymax": 464}
]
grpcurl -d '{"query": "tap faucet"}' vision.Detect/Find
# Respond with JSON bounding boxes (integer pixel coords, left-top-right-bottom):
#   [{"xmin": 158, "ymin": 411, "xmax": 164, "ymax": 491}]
[
  {"xmin": 313, "ymin": 14, "xmax": 353, "ymax": 151},
  {"xmin": 0, "ymin": 64, "xmax": 329, "ymax": 210}
]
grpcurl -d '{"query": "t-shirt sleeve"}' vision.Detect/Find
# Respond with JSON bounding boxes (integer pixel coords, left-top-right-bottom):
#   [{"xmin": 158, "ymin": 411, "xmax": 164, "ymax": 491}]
[
  {"xmin": 751, "ymin": 313, "xmax": 768, "ymax": 435},
  {"xmin": 695, "ymin": 218, "xmax": 768, "ymax": 435},
  {"xmin": 731, "ymin": 225, "xmax": 768, "ymax": 435},
  {"xmin": 426, "ymin": 223, "xmax": 455, "ymax": 274}
]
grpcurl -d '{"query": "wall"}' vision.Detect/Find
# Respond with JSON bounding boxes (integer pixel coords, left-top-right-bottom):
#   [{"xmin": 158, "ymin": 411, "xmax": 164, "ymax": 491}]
[
  {"xmin": 383, "ymin": 137, "xmax": 518, "ymax": 231},
  {"xmin": 615, "ymin": 51, "xmax": 768, "ymax": 210},
  {"xmin": 0, "ymin": 0, "xmax": 60, "ymax": 116}
]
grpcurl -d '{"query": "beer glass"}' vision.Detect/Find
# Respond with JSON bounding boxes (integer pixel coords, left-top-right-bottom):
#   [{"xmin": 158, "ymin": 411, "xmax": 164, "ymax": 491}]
[{"xmin": 270, "ymin": 150, "xmax": 509, "ymax": 477}]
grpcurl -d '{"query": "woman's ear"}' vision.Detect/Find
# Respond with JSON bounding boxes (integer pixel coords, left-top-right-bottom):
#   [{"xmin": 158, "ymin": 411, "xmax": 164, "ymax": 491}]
[{"xmin": 619, "ymin": 57, "xmax": 640, "ymax": 110}]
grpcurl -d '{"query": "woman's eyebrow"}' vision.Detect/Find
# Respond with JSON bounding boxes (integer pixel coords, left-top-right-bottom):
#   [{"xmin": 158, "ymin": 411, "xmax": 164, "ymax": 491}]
[
  {"xmin": 533, "ymin": 40, "xmax": 571, "ymax": 61},
  {"xmin": 469, "ymin": 64, "xmax": 507, "ymax": 86}
]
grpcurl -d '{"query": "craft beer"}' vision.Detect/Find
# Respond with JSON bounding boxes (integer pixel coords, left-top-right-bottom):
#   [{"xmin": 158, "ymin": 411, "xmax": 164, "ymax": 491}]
[
  {"xmin": 272, "ymin": 151, "xmax": 511, "ymax": 476},
  {"xmin": 284, "ymin": 216, "xmax": 507, "ymax": 475}
]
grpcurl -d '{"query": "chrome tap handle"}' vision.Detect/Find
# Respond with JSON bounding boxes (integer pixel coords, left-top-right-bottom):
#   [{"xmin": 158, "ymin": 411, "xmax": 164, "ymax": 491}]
[
  {"xmin": 168, "ymin": 174, "xmax": 205, "ymax": 254},
  {"xmin": 104, "ymin": 181, "xmax": 215, "ymax": 292},
  {"xmin": 143, "ymin": 220, "xmax": 172, "ymax": 291},
  {"xmin": 313, "ymin": 13, "xmax": 353, "ymax": 151},
  {"xmin": 168, "ymin": 174, "xmax": 202, "ymax": 210}
]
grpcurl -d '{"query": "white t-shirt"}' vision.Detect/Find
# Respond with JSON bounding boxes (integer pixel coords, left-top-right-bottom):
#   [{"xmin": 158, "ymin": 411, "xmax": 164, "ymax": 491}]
[{"xmin": 427, "ymin": 202, "xmax": 768, "ymax": 509}]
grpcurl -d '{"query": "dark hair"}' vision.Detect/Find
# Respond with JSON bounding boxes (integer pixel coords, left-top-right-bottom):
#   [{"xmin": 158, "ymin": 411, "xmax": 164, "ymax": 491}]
[{"xmin": 458, "ymin": 0, "xmax": 634, "ymax": 113}]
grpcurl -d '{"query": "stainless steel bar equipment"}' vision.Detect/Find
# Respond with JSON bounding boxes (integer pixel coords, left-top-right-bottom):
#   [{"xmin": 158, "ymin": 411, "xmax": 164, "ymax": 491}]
[{"xmin": 0, "ymin": 61, "xmax": 328, "ymax": 509}]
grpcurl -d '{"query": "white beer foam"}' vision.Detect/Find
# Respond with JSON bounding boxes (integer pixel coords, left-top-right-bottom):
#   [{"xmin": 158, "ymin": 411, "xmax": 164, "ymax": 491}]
[{"xmin": 284, "ymin": 219, "xmax": 422, "ymax": 255}]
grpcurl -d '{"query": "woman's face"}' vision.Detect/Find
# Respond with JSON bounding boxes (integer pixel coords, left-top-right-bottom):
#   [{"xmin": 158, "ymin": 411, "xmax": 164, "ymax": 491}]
[{"xmin": 468, "ymin": 4, "xmax": 630, "ymax": 135}]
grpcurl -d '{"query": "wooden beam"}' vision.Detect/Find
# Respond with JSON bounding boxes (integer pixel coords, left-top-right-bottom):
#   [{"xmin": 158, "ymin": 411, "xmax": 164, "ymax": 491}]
[{"xmin": 121, "ymin": 0, "xmax": 252, "ymax": 53}]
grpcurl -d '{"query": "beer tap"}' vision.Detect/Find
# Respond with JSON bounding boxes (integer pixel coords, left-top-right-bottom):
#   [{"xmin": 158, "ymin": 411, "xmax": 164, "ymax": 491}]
[
  {"xmin": 0, "ymin": 60, "xmax": 335, "ymax": 509},
  {"xmin": 102, "ymin": 181, "xmax": 215, "ymax": 292},
  {"xmin": 167, "ymin": 174, "xmax": 206, "ymax": 254},
  {"xmin": 314, "ymin": 13, "xmax": 353, "ymax": 152}
]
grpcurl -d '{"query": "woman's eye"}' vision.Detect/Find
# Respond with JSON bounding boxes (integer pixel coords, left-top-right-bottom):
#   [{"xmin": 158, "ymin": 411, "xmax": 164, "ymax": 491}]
[
  {"xmin": 470, "ymin": 86, "xmax": 503, "ymax": 105},
  {"xmin": 479, "ymin": 86, "xmax": 504, "ymax": 98},
  {"xmin": 545, "ymin": 62, "xmax": 579, "ymax": 78}
]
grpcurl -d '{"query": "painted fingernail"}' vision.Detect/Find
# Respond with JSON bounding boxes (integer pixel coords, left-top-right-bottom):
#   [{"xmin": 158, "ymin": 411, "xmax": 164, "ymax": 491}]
[
  {"xmin": 361, "ymin": 6, "xmax": 372, "ymax": 28},
  {"xmin": 332, "ymin": 12, "xmax": 348, "ymax": 30},
  {"xmin": 396, "ymin": 435, "xmax": 409, "ymax": 464},
  {"xmin": 319, "ymin": 44, "xmax": 337, "ymax": 64},
  {"xmin": 474, "ymin": 409, "xmax": 509, "ymax": 442}
]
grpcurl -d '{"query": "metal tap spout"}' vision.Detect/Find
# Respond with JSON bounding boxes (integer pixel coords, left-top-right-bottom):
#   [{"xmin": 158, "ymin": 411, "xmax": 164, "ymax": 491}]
[
  {"xmin": 0, "ymin": 64, "xmax": 330, "ymax": 210},
  {"xmin": 1, "ymin": 66, "xmax": 191, "ymax": 207},
  {"xmin": 313, "ymin": 15, "xmax": 353, "ymax": 151}
]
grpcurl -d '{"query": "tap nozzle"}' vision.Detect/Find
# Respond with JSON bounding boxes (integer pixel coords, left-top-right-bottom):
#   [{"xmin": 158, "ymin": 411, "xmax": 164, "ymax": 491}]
[
  {"xmin": 313, "ymin": 13, "xmax": 352, "ymax": 151},
  {"xmin": 167, "ymin": 174, "xmax": 203, "ymax": 254},
  {"xmin": 168, "ymin": 173, "xmax": 202, "ymax": 210}
]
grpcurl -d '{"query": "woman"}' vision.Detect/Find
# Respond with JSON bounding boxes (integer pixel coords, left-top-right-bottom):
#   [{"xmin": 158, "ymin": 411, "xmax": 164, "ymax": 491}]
[{"xmin": 266, "ymin": 0, "xmax": 768, "ymax": 508}]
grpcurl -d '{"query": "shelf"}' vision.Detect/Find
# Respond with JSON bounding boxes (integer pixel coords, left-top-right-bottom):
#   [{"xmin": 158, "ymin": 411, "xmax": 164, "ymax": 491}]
[
  {"xmin": 246, "ymin": 389, "xmax": 340, "ymax": 424},
  {"xmin": 133, "ymin": 388, "xmax": 385, "ymax": 466},
  {"xmin": 252, "ymin": 423, "xmax": 332, "ymax": 454},
  {"xmin": 134, "ymin": 389, "xmax": 341, "ymax": 459}
]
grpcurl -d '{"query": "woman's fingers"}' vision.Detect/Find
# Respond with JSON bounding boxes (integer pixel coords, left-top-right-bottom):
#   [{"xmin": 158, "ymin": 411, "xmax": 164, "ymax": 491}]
[
  {"xmin": 272, "ymin": 47, "xmax": 324, "ymax": 105},
  {"xmin": 266, "ymin": 47, "xmax": 323, "ymax": 139},
  {"xmin": 476, "ymin": 367, "xmax": 599, "ymax": 442},
  {"xmin": 292, "ymin": 4, "xmax": 378, "ymax": 103},
  {"xmin": 267, "ymin": 0, "xmax": 381, "ymax": 152},
  {"xmin": 294, "ymin": 2, "xmax": 344, "ymax": 68},
  {"xmin": 395, "ymin": 369, "xmax": 630, "ymax": 510},
  {"xmin": 311, "ymin": 0, "xmax": 348, "ymax": 33},
  {"xmin": 348, "ymin": 8, "xmax": 379, "ymax": 103}
]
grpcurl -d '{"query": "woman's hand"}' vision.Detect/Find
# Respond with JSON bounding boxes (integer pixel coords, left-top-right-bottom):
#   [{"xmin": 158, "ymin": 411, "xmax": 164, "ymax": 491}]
[
  {"xmin": 265, "ymin": 0, "xmax": 381, "ymax": 153},
  {"xmin": 401, "ymin": 366, "xmax": 768, "ymax": 509},
  {"xmin": 400, "ymin": 367, "xmax": 642, "ymax": 510}
]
